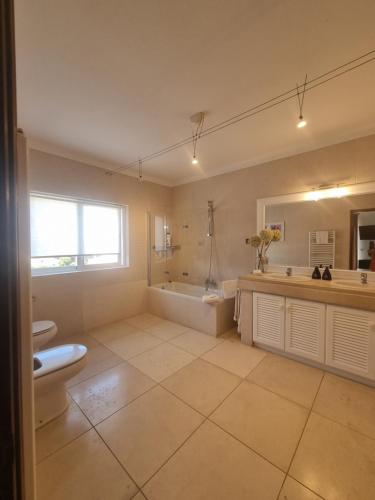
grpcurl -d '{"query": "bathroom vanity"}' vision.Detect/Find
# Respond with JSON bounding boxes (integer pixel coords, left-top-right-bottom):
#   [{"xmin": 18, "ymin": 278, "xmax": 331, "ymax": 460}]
[{"xmin": 238, "ymin": 273, "xmax": 375, "ymax": 383}]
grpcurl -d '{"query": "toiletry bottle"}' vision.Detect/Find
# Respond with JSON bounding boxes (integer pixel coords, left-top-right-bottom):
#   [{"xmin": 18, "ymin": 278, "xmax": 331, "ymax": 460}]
[
  {"xmin": 322, "ymin": 266, "xmax": 332, "ymax": 281},
  {"xmin": 312, "ymin": 266, "xmax": 321, "ymax": 279}
]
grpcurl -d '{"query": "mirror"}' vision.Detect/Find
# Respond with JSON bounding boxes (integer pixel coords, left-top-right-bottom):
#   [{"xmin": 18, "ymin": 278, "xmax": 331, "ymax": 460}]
[{"xmin": 264, "ymin": 192, "xmax": 375, "ymax": 271}]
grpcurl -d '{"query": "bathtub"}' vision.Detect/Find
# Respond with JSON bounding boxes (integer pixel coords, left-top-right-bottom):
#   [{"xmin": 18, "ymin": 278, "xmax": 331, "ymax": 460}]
[{"xmin": 148, "ymin": 281, "xmax": 235, "ymax": 336}]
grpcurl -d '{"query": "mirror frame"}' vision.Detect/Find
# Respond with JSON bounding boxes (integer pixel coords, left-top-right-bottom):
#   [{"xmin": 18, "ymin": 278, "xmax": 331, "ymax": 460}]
[{"xmin": 257, "ymin": 180, "xmax": 375, "ymax": 233}]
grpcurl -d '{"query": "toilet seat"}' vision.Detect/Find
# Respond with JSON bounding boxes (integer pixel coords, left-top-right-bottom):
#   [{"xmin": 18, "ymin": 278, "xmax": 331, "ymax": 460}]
[
  {"xmin": 32, "ymin": 320, "xmax": 56, "ymax": 336},
  {"xmin": 34, "ymin": 344, "xmax": 87, "ymax": 379}
]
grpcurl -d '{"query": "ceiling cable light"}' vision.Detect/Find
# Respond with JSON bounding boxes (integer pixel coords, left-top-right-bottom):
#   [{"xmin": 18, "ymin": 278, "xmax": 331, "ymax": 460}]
[
  {"xmin": 296, "ymin": 74, "xmax": 308, "ymax": 128},
  {"xmin": 138, "ymin": 158, "xmax": 143, "ymax": 182},
  {"xmin": 190, "ymin": 112, "xmax": 205, "ymax": 165}
]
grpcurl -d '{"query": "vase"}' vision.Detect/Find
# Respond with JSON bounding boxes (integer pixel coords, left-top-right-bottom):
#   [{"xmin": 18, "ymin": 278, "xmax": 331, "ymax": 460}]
[{"xmin": 256, "ymin": 253, "xmax": 266, "ymax": 273}]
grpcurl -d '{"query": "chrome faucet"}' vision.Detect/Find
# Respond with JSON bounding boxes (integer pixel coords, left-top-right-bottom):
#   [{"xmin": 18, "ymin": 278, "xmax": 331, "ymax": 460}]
[
  {"xmin": 361, "ymin": 273, "xmax": 368, "ymax": 284},
  {"xmin": 286, "ymin": 267, "xmax": 292, "ymax": 277}
]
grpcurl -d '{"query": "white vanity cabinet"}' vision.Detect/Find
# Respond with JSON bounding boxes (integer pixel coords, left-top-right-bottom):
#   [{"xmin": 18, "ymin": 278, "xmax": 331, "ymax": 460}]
[
  {"xmin": 253, "ymin": 292, "xmax": 285, "ymax": 349},
  {"xmin": 252, "ymin": 293, "xmax": 375, "ymax": 381},
  {"xmin": 326, "ymin": 305, "xmax": 375, "ymax": 380},
  {"xmin": 285, "ymin": 298, "xmax": 326, "ymax": 363}
]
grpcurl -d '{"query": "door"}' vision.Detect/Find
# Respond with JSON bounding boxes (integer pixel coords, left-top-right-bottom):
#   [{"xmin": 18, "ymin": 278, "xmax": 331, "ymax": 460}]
[
  {"xmin": 285, "ymin": 298, "xmax": 325, "ymax": 362},
  {"xmin": 253, "ymin": 292, "xmax": 285, "ymax": 349},
  {"xmin": 326, "ymin": 305, "xmax": 375, "ymax": 380}
]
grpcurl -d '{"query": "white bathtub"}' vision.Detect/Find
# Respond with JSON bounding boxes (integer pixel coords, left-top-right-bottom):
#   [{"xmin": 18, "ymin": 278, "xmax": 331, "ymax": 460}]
[{"xmin": 148, "ymin": 281, "xmax": 235, "ymax": 336}]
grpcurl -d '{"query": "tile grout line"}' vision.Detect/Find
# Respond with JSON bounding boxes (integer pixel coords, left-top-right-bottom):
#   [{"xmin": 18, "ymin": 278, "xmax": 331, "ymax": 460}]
[{"xmin": 275, "ymin": 371, "xmax": 327, "ymax": 500}]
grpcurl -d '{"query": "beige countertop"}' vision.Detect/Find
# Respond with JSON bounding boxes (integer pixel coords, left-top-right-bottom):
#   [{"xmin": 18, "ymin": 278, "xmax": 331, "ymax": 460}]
[{"xmin": 238, "ymin": 273, "xmax": 375, "ymax": 312}]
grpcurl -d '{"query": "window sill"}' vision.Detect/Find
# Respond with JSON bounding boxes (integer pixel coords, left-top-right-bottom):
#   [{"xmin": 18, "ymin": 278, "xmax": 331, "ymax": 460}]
[{"xmin": 31, "ymin": 264, "xmax": 130, "ymax": 278}]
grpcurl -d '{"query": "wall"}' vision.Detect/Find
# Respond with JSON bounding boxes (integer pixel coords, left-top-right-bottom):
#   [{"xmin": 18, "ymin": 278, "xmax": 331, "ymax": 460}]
[
  {"xmin": 265, "ymin": 193, "xmax": 375, "ymax": 269},
  {"xmin": 30, "ymin": 149, "xmax": 172, "ymax": 339},
  {"xmin": 171, "ymin": 134, "xmax": 375, "ymax": 285}
]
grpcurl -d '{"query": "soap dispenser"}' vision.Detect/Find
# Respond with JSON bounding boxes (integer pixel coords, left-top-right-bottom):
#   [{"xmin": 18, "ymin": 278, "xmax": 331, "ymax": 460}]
[
  {"xmin": 322, "ymin": 265, "xmax": 332, "ymax": 281},
  {"xmin": 312, "ymin": 266, "xmax": 321, "ymax": 279}
]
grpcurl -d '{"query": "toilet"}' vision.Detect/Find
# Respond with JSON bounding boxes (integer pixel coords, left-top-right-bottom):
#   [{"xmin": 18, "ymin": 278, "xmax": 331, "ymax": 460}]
[{"xmin": 32, "ymin": 321, "xmax": 87, "ymax": 429}]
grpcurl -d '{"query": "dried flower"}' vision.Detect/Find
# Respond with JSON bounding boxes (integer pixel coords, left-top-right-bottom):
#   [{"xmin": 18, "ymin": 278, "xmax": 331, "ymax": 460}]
[
  {"xmin": 272, "ymin": 229, "xmax": 282, "ymax": 241},
  {"xmin": 259, "ymin": 228, "xmax": 274, "ymax": 242},
  {"xmin": 249, "ymin": 235, "xmax": 261, "ymax": 248}
]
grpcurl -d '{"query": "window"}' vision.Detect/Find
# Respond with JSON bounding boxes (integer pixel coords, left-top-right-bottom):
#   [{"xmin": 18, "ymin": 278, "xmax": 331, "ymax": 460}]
[{"xmin": 30, "ymin": 194, "xmax": 127, "ymax": 275}]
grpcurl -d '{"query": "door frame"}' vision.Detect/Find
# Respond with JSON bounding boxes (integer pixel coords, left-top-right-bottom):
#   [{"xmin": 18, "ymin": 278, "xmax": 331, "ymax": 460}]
[
  {"xmin": 349, "ymin": 207, "xmax": 375, "ymax": 270},
  {"xmin": 0, "ymin": 0, "xmax": 24, "ymax": 498}
]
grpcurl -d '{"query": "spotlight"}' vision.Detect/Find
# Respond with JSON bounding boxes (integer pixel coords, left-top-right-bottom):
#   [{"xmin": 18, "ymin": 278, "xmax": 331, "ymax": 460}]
[{"xmin": 297, "ymin": 116, "xmax": 307, "ymax": 128}]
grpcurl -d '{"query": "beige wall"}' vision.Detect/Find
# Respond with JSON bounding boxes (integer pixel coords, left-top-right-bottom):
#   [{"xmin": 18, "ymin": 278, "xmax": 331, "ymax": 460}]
[
  {"xmin": 171, "ymin": 134, "xmax": 375, "ymax": 284},
  {"xmin": 29, "ymin": 149, "xmax": 172, "ymax": 339},
  {"xmin": 266, "ymin": 193, "xmax": 375, "ymax": 269}
]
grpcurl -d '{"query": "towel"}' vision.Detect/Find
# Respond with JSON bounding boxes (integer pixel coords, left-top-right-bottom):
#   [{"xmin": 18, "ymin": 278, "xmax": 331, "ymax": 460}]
[
  {"xmin": 202, "ymin": 293, "xmax": 221, "ymax": 304},
  {"xmin": 221, "ymin": 279, "xmax": 238, "ymax": 299},
  {"xmin": 316, "ymin": 231, "xmax": 329, "ymax": 244},
  {"xmin": 234, "ymin": 288, "xmax": 242, "ymax": 332}
]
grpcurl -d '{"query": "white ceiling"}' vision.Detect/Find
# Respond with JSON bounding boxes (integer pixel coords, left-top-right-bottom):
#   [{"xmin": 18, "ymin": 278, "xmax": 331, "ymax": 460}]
[{"xmin": 15, "ymin": 0, "xmax": 375, "ymax": 186}]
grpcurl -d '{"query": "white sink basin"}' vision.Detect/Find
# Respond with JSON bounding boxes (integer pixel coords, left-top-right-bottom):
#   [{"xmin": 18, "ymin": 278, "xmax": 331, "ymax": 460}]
[
  {"xmin": 263, "ymin": 274, "xmax": 311, "ymax": 281},
  {"xmin": 334, "ymin": 280, "xmax": 375, "ymax": 289}
]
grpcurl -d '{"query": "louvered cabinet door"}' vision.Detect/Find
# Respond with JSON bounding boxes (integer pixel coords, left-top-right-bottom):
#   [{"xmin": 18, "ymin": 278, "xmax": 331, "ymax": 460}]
[
  {"xmin": 326, "ymin": 305, "xmax": 375, "ymax": 380},
  {"xmin": 253, "ymin": 293, "xmax": 285, "ymax": 349},
  {"xmin": 285, "ymin": 298, "xmax": 325, "ymax": 363}
]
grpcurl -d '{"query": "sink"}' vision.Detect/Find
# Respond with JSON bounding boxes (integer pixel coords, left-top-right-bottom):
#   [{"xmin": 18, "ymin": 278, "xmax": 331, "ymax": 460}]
[
  {"xmin": 263, "ymin": 274, "xmax": 311, "ymax": 281},
  {"xmin": 334, "ymin": 280, "xmax": 375, "ymax": 289}
]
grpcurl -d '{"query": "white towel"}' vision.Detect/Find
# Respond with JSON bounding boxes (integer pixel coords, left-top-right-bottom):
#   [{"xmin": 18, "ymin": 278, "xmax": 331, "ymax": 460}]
[
  {"xmin": 221, "ymin": 279, "xmax": 238, "ymax": 299},
  {"xmin": 202, "ymin": 293, "xmax": 221, "ymax": 304},
  {"xmin": 234, "ymin": 288, "xmax": 241, "ymax": 333},
  {"xmin": 316, "ymin": 231, "xmax": 329, "ymax": 244}
]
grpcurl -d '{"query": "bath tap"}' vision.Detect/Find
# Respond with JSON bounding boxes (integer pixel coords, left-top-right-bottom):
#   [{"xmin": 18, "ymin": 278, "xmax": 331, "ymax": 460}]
[
  {"xmin": 361, "ymin": 273, "xmax": 368, "ymax": 284},
  {"xmin": 286, "ymin": 267, "xmax": 292, "ymax": 277},
  {"xmin": 205, "ymin": 278, "xmax": 217, "ymax": 290}
]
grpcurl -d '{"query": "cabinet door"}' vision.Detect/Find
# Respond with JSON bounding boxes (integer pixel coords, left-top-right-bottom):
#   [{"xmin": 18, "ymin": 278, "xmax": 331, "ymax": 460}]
[
  {"xmin": 253, "ymin": 292, "xmax": 285, "ymax": 349},
  {"xmin": 326, "ymin": 305, "xmax": 375, "ymax": 380},
  {"xmin": 285, "ymin": 298, "xmax": 325, "ymax": 363}
]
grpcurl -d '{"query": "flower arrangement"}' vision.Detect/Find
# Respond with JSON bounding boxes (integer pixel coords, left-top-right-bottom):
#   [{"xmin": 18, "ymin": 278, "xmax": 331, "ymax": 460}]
[{"xmin": 249, "ymin": 228, "xmax": 281, "ymax": 272}]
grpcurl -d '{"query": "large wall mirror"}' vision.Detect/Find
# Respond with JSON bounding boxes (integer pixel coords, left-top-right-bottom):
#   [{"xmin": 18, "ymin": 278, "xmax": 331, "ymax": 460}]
[{"xmin": 257, "ymin": 182, "xmax": 375, "ymax": 271}]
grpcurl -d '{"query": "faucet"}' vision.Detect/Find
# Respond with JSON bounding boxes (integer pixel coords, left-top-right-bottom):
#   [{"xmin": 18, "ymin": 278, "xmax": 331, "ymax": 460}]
[
  {"xmin": 360, "ymin": 273, "xmax": 368, "ymax": 284},
  {"xmin": 205, "ymin": 278, "xmax": 217, "ymax": 290},
  {"xmin": 286, "ymin": 267, "xmax": 292, "ymax": 277}
]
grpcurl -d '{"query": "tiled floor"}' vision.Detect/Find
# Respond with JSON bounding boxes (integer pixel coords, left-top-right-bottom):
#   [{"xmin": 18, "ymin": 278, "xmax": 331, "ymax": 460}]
[{"xmin": 36, "ymin": 313, "xmax": 375, "ymax": 499}]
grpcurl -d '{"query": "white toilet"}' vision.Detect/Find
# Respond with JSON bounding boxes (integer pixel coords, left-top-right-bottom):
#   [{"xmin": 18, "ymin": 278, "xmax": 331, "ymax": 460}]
[{"xmin": 33, "ymin": 321, "xmax": 87, "ymax": 429}]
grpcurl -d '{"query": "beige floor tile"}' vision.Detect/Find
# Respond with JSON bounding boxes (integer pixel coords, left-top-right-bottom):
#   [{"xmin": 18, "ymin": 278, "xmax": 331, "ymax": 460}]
[
  {"xmin": 220, "ymin": 328, "xmax": 241, "ymax": 341},
  {"xmin": 162, "ymin": 359, "xmax": 241, "ymax": 416},
  {"xmin": 248, "ymin": 354, "xmax": 323, "ymax": 408},
  {"xmin": 125, "ymin": 313, "xmax": 163, "ymax": 330},
  {"xmin": 201, "ymin": 338, "xmax": 266, "ymax": 377},
  {"xmin": 290, "ymin": 413, "xmax": 375, "ymax": 500},
  {"xmin": 101, "ymin": 329, "xmax": 163, "ymax": 360},
  {"xmin": 89, "ymin": 321, "xmax": 139, "ymax": 343},
  {"xmin": 128, "ymin": 343, "xmax": 195, "ymax": 382},
  {"xmin": 36, "ymin": 429, "xmax": 137, "ymax": 500},
  {"xmin": 278, "ymin": 477, "xmax": 322, "ymax": 500},
  {"xmin": 143, "ymin": 420, "xmax": 284, "ymax": 500},
  {"xmin": 59, "ymin": 334, "xmax": 123, "ymax": 388},
  {"xmin": 313, "ymin": 373, "xmax": 375, "ymax": 439},
  {"xmin": 144, "ymin": 319, "xmax": 189, "ymax": 340},
  {"xmin": 69, "ymin": 362, "xmax": 155, "ymax": 425},
  {"xmin": 211, "ymin": 381, "xmax": 308, "ymax": 471},
  {"xmin": 169, "ymin": 328, "xmax": 224, "ymax": 356},
  {"xmin": 35, "ymin": 398, "xmax": 91, "ymax": 463},
  {"xmin": 133, "ymin": 492, "xmax": 147, "ymax": 500},
  {"xmin": 97, "ymin": 386, "xmax": 204, "ymax": 486}
]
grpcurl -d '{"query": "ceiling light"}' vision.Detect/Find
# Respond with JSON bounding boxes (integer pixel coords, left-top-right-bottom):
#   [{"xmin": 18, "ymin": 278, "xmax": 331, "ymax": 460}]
[
  {"xmin": 192, "ymin": 156, "xmax": 198, "ymax": 165},
  {"xmin": 297, "ymin": 116, "xmax": 307, "ymax": 128}
]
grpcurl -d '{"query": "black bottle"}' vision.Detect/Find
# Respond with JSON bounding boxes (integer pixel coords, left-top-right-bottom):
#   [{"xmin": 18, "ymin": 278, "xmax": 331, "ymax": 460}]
[
  {"xmin": 312, "ymin": 266, "xmax": 321, "ymax": 279},
  {"xmin": 322, "ymin": 266, "xmax": 332, "ymax": 281}
]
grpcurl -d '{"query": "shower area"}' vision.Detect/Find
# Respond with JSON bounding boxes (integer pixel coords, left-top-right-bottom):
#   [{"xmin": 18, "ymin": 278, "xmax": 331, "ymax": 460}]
[{"xmin": 147, "ymin": 203, "xmax": 235, "ymax": 336}]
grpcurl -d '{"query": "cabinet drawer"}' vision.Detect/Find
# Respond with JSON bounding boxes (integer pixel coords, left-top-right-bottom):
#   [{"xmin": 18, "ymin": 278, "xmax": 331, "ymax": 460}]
[
  {"xmin": 326, "ymin": 305, "xmax": 375, "ymax": 380},
  {"xmin": 285, "ymin": 298, "xmax": 325, "ymax": 363},
  {"xmin": 253, "ymin": 292, "xmax": 285, "ymax": 350}
]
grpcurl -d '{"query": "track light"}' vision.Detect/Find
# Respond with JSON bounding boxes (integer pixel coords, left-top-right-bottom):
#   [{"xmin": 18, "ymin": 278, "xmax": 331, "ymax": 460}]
[
  {"xmin": 190, "ymin": 112, "xmax": 205, "ymax": 166},
  {"xmin": 297, "ymin": 115, "xmax": 307, "ymax": 128},
  {"xmin": 296, "ymin": 75, "xmax": 308, "ymax": 129}
]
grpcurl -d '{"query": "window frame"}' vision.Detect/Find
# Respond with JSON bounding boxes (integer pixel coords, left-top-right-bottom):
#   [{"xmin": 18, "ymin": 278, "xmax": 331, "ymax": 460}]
[{"xmin": 30, "ymin": 192, "xmax": 128, "ymax": 276}]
